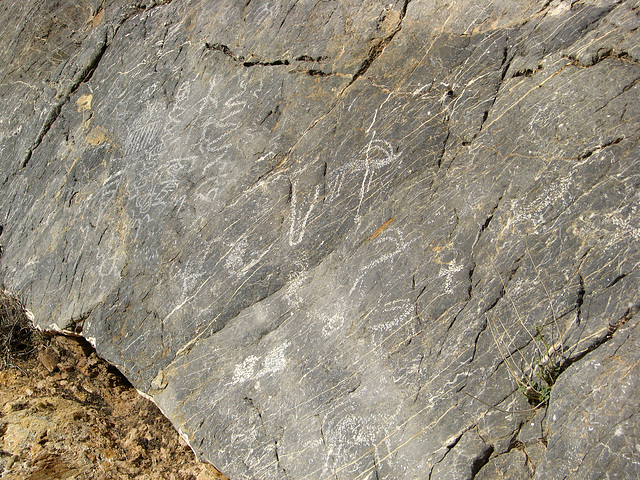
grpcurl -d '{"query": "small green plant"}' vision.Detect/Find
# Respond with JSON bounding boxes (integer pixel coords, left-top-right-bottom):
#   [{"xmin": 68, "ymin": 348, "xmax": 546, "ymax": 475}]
[
  {"xmin": 515, "ymin": 326, "xmax": 564, "ymax": 406},
  {"xmin": 487, "ymin": 241, "xmax": 567, "ymax": 409},
  {"xmin": 0, "ymin": 288, "xmax": 38, "ymax": 369}
]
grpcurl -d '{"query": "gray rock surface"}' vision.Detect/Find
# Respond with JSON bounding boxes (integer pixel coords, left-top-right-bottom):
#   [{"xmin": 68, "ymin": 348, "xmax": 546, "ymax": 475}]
[{"xmin": 1, "ymin": 0, "xmax": 639, "ymax": 478}]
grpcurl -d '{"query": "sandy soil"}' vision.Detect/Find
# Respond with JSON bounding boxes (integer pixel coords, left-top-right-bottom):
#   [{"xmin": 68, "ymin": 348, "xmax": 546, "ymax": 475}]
[{"xmin": 0, "ymin": 333, "xmax": 228, "ymax": 480}]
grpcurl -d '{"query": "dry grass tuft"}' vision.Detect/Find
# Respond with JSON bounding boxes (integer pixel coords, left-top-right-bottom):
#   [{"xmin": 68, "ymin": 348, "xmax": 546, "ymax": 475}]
[{"xmin": 0, "ymin": 289, "xmax": 39, "ymax": 369}]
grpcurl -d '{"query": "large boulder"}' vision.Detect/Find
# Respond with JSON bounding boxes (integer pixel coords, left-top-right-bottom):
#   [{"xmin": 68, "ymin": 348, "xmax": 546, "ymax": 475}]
[{"xmin": 1, "ymin": 0, "xmax": 639, "ymax": 478}]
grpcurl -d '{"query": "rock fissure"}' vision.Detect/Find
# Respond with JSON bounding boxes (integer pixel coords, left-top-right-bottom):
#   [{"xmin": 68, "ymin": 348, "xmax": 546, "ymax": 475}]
[
  {"xmin": 204, "ymin": 42, "xmax": 341, "ymax": 77},
  {"xmin": 21, "ymin": 102, "xmax": 62, "ymax": 169},
  {"xmin": 565, "ymin": 49, "xmax": 640, "ymax": 68},
  {"xmin": 575, "ymin": 272, "xmax": 585, "ymax": 326},
  {"xmin": 472, "ymin": 197, "xmax": 502, "ymax": 252},
  {"xmin": 469, "ymin": 443, "xmax": 494, "ymax": 479},
  {"xmin": 606, "ymin": 271, "xmax": 629, "ymax": 289},
  {"xmin": 427, "ymin": 432, "xmax": 465, "ymax": 479},
  {"xmin": 466, "ymin": 317, "xmax": 487, "ymax": 367},
  {"xmin": 577, "ymin": 137, "xmax": 624, "ymax": 161},
  {"xmin": 561, "ymin": 302, "xmax": 639, "ymax": 372},
  {"xmin": 461, "ymin": 43, "xmax": 514, "ymax": 148},
  {"xmin": 596, "ymin": 74, "xmax": 640, "ymax": 113},
  {"xmin": 344, "ymin": 0, "xmax": 412, "ymax": 90},
  {"xmin": 205, "ymin": 42, "xmax": 291, "ymax": 67},
  {"xmin": 21, "ymin": 27, "xmax": 109, "ymax": 170}
]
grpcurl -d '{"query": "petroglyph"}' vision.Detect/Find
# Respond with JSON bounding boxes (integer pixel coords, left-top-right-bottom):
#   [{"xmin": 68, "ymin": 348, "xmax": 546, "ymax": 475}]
[
  {"xmin": 2, "ymin": 1, "xmax": 639, "ymax": 478},
  {"xmin": 438, "ymin": 259, "xmax": 465, "ymax": 294},
  {"xmin": 369, "ymin": 299, "xmax": 413, "ymax": 334},
  {"xmin": 231, "ymin": 342, "xmax": 291, "ymax": 385},
  {"xmin": 326, "ymin": 131, "xmax": 401, "ymax": 220},
  {"xmin": 283, "ymin": 263, "xmax": 310, "ymax": 308},
  {"xmin": 349, "ymin": 231, "xmax": 412, "ymax": 296},
  {"xmin": 321, "ymin": 312, "xmax": 346, "ymax": 337},
  {"xmin": 288, "ymin": 184, "xmax": 322, "ymax": 247},
  {"xmin": 225, "ymin": 237, "xmax": 249, "ymax": 274}
]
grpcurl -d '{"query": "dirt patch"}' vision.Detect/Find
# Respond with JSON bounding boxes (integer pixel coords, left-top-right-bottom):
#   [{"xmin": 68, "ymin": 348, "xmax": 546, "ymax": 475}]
[
  {"xmin": 0, "ymin": 291, "xmax": 38, "ymax": 370},
  {"xmin": 0, "ymin": 295, "xmax": 228, "ymax": 479}
]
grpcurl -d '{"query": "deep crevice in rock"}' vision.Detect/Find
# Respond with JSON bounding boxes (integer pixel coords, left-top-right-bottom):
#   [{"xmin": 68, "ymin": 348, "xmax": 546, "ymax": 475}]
[
  {"xmin": 344, "ymin": 0, "xmax": 412, "ymax": 89},
  {"xmin": 470, "ymin": 444, "xmax": 494, "ymax": 479},
  {"xmin": 204, "ymin": 42, "xmax": 337, "ymax": 74},
  {"xmin": 205, "ymin": 42, "xmax": 291, "ymax": 67},
  {"xmin": 21, "ymin": 30, "xmax": 108, "ymax": 170},
  {"xmin": 575, "ymin": 273, "xmax": 585, "ymax": 326},
  {"xmin": 577, "ymin": 137, "xmax": 623, "ymax": 161},
  {"xmin": 562, "ymin": 302, "xmax": 639, "ymax": 374},
  {"xmin": 565, "ymin": 49, "xmax": 640, "ymax": 68}
]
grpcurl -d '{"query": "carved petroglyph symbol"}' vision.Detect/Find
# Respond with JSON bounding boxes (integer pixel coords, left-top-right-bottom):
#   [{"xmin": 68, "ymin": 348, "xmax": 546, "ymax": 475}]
[
  {"xmin": 438, "ymin": 259, "xmax": 464, "ymax": 294},
  {"xmin": 325, "ymin": 414, "xmax": 379, "ymax": 468},
  {"xmin": 224, "ymin": 235, "xmax": 275, "ymax": 277},
  {"xmin": 510, "ymin": 176, "xmax": 572, "ymax": 228},
  {"xmin": 286, "ymin": 129, "xmax": 402, "ymax": 253},
  {"xmin": 371, "ymin": 299, "xmax": 413, "ymax": 333},
  {"xmin": 250, "ymin": 2, "xmax": 276, "ymax": 25},
  {"xmin": 125, "ymin": 105, "xmax": 163, "ymax": 157},
  {"xmin": 349, "ymin": 232, "xmax": 412, "ymax": 295},
  {"xmin": 128, "ymin": 155, "xmax": 193, "ymax": 216},
  {"xmin": 225, "ymin": 237, "xmax": 248, "ymax": 273},
  {"xmin": 231, "ymin": 355, "xmax": 260, "ymax": 385},
  {"xmin": 326, "ymin": 131, "xmax": 401, "ymax": 217},
  {"xmin": 283, "ymin": 258, "xmax": 310, "ymax": 308},
  {"xmin": 610, "ymin": 214, "xmax": 640, "ymax": 240},
  {"xmin": 120, "ymin": 76, "xmax": 263, "ymax": 220},
  {"xmin": 288, "ymin": 183, "xmax": 322, "ymax": 247},
  {"xmin": 321, "ymin": 312, "xmax": 346, "ymax": 337},
  {"xmin": 231, "ymin": 342, "xmax": 291, "ymax": 385}
]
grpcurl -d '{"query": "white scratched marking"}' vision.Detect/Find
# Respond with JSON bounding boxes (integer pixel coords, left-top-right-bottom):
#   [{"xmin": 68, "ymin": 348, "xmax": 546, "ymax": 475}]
[
  {"xmin": 232, "ymin": 355, "xmax": 261, "ymax": 385},
  {"xmin": 321, "ymin": 313, "xmax": 346, "ymax": 337},
  {"xmin": 349, "ymin": 233, "xmax": 411, "ymax": 296},
  {"xmin": 438, "ymin": 259, "xmax": 464, "ymax": 294},
  {"xmin": 231, "ymin": 342, "xmax": 291, "ymax": 385},
  {"xmin": 289, "ymin": 184, "xmax": 322, "ymax": 247},
  {"xmin": 356, "ymin": 131, "xmax": 401, "ymax": 218},
  {"xmin": 371, "ymin": 300, "xmax": 413, "ymax": 333},
  {"xmin": 326, "ymin": 133, "xmax": 401, "ymax": 219},
  {"xmin": 366, "ymin": 93, "xmax": 392, "ymax": 133}
]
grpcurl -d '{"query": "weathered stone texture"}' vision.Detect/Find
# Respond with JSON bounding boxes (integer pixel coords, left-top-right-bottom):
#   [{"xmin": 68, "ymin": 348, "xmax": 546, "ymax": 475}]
[{"xmin": 1, "ymin": 0, "xmax": 639, "ymax": 478}]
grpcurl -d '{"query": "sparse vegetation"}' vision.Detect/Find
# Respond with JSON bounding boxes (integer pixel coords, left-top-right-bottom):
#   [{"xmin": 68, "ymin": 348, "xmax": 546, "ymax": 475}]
[
  {"xmin": 0, "ymin": 288, "xmax": 227, "ymax": 479},
  {"xmin": 516, "ymin": 325, "xmax": 564, "ymax": 406},
  {"xmin": 488, "ymin": 242, "xmax": 567, "ymax": 409},
  {"xmin": 0, "ymin": 288, "xmax": 40, "ymax": 370}
]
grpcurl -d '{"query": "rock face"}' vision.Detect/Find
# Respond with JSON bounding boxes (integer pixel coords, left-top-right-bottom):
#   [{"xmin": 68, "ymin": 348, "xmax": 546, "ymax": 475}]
[{"xmin": 1, "ymin": 0, "xmax": 639, "ymax": 478}]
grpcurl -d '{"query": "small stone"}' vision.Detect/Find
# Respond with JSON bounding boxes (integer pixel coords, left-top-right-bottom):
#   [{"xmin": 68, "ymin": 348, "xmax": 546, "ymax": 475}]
[
  {"xmin": 5, "ymin": 454, "xmax": 19, "ymax": 470},
  {"xmin": 80, "ymin": 381, "xmax": 95, "ymax": 394},
  {"xmin": 30, "ymin": 443, "xmax": 43, "ymax": 456},
  {"xmin": 58, "ymin": 361, "xmax": 76, "ymax": 373},
  {"xmin": 3, "ymin": 398, "xmax": 28, "ymax": 413},
  {"xmin": 87, "ymin": 354, "xmax": 100, "ymax": 367},
  {"xmin": 37, "ymin": 347, "xmax": 59, "ymax": 373}
]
